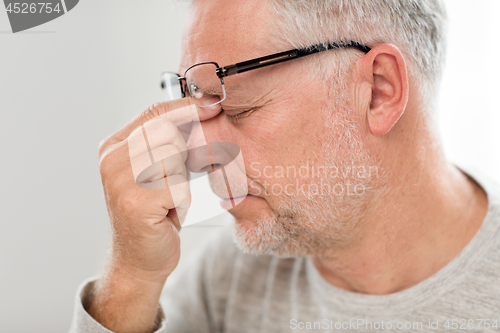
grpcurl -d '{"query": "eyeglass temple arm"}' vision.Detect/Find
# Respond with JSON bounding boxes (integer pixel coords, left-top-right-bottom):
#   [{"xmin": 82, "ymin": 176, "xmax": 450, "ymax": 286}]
[{"xmin": 216, "ymin": 41, "xmax": 371, "ymax": 78}]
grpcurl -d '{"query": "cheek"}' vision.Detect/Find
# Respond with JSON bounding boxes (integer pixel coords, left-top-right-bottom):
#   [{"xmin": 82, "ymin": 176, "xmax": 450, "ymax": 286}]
[
  {"xmin": 215, "ymin": 100, "xmax": 333, "ymax": 180},
  {"xmin": 244, "ymin": 121, "xmax": 331, "ymax": 177}
]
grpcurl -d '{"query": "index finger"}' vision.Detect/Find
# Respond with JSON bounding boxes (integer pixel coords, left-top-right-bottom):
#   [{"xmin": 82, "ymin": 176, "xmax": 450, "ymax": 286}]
[{"xmin": 100, "ymin": 98, "xmax": 199, "ymax": 154}]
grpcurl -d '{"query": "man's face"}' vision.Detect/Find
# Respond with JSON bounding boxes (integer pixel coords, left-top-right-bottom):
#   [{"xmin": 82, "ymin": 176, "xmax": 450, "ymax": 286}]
[{"xmin": 181, "ymin": 0, "xmax": 381, "ymax": 257}]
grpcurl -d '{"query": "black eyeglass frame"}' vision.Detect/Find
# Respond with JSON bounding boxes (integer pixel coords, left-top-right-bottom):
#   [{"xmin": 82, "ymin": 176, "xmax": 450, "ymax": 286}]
[{"xmin": 161, "ymin": 41, "xmax": 371, "ymax": 103}]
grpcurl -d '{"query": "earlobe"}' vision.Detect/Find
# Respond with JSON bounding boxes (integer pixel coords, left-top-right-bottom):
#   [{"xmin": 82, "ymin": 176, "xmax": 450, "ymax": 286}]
[{"xmin": 355, "ymin": 44, "xmax": 409, "ymax": 136}]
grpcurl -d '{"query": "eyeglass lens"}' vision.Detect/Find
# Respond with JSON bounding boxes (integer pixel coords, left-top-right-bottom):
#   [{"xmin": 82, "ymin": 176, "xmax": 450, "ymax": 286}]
[
  {"xmin": 184, "ymin": 63, "xmax": 226, "ymax": 108},
  {"xmin": 161, "ymin": 73, "xmax": 183, "ymax": 101}
]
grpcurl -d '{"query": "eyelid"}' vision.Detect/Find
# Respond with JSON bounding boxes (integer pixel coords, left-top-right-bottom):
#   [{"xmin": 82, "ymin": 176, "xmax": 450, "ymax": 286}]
[{"xmin": 223, "ymin": 106, "xmax": 258, "ymax": 121}]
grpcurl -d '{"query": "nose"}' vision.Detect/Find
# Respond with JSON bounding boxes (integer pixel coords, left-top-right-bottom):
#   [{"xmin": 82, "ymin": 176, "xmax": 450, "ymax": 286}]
[
  {"xmin": 185, "ymin": 104, "xmax": 223, "ymax": 173},
  {"xmin": 185, "ymin": 104, "xmax": 241, "ymax": 174},
  {"xmin": 184, "ymin": 107, "xmax": 248, "ymax": 201},
  {"xmin": 185, "ymin": 121, "xmax": 211, "ymax": 173}
]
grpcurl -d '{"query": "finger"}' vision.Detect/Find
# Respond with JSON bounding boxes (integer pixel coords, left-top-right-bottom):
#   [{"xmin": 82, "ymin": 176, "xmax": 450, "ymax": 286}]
[
  {"xmin": 127, "ymin": 126, "xmax": 149, "ymax": 163},
  {"xmin": 177, "ymin": 122, "xmax": 193, "ymax": 142},
  {"xmin": 143, "ymin": 117, "xmax": 188, "ymax": 159},
  {"xmin": 132, "ymin": 145, "xmax": 187, "ymax": 184},
  {"xmin": 160, "ymin": 102, "xmax": 200, "ymax": 127},
  {"xmin": 135, "ymin": 146, "xmax": 186, "ymax": 184},
  {"xmin": 177, "ymin": 209, "xmax": 188, "ymax": 225},
  {"xmin": 166, "ymin": 174, "xmax": 191, "ymax": 219},
  {"xmin": 137, "ymin": 174, "xmax": 191, "ymax": 213},
  {"xmin": 167, "ymin": 209, "xmax": 181, "ymax": 232},
  {"xmin": 127, "ymin": 118, "xmax": 187, "ymax": 162},
  {"xmin": 138, "ymin": 174, "xmax": 191, "ymax": 208},
  {"xmin": 100, "ymin": 98, "xmax": 198, "ymax": 153}
]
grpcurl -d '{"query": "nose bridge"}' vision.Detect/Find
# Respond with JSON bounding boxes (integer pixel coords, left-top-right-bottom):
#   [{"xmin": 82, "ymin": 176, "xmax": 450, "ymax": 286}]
[{"xmin": 186, "ymin": 112, "xmax": 228, "ymax": 173}]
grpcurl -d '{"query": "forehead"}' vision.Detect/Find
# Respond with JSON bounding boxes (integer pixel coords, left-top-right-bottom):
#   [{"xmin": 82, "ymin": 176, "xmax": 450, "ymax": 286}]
[{"xmin": 180, "ymin": 0, "xmax": 277, "ymax": 73}]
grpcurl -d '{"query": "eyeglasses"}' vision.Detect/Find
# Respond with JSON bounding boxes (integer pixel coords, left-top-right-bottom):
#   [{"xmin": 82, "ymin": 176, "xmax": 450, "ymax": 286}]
[{"xmin": 160, "ymin": 41, "xmax": 371, "ymax": 108}]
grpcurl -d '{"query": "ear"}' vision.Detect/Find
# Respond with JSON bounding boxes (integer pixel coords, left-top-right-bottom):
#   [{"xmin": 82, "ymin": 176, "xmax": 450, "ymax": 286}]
[{"xmin": 354, "ymin": 44, "xmax": 409, "ymax": 136}]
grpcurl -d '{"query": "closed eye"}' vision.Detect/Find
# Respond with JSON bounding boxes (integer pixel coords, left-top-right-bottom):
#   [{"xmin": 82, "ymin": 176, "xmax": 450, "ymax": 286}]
[{"xmin": 224, "ymin": 107, "xmax": 258, "ymax": 121}]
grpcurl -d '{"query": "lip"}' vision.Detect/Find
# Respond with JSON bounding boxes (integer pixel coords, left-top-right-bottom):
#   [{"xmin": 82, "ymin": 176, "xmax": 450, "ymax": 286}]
[{"xmin": 220, "ymin": 195, "xmax": 249, "ymax": 210}]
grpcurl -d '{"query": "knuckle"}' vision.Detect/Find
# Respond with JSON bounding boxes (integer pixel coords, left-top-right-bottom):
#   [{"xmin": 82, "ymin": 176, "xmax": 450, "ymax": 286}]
[
  {"xmin": 141, "ymin": 103, "xmax": 163, "ymax": 122},
  {"xmin": 98, "ymin": 138, "xmax": 108, "ymax": 156},
  {"xmin": 98, "ymin": 149, "xmax": 115, "ymax": 178},
  {"xmin": 98, "ymin": 134, "xmax": 114, "ymax": 158},
  {"xmin": 97, "ymin": 138, "xmax": 107, "ymax": 157},
  {"xmin": 98, "ymin": 153, "xmax": 110, "ymax": 177}
]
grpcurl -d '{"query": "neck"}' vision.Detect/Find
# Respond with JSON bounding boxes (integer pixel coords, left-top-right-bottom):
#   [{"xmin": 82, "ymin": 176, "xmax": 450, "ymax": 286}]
[{"xmin": 312, "ymin": 116, "xmax": 488, "ymax": 295}]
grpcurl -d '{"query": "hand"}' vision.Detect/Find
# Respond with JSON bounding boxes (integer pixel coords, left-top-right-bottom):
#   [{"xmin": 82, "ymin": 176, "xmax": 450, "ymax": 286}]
[
  {"xmin": 99, "ymin": 98, "xmax": 200, "ymax": 282},
  {"xmin": 88, "ymin": 98, "xmax": 199, "ymax": 332}
]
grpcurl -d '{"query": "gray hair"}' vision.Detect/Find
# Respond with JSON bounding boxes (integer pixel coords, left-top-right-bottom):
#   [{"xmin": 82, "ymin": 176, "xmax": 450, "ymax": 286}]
[{"xmin": 268, "ymin": 0, "xmax": 448, "ymax": 111}]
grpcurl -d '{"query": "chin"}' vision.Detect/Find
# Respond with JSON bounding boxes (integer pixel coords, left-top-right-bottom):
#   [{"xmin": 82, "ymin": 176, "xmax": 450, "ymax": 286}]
[
  {"xmin": 229, "ymin": 208, "xmax": 296, "ymax": 256},
  {"xmin": 231, "ymin": 222, "xmax": 304, "ymax": 258}
]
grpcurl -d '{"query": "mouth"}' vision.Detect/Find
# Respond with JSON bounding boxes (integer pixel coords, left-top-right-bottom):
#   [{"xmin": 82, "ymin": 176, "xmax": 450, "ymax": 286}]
[{"xmin": 220, "ymin": 195, "xmax": 250, "ymax": 210}]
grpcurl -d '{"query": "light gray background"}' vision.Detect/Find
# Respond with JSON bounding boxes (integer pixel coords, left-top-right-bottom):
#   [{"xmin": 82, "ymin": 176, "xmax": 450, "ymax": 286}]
[{"xmin": 0, "ymin": 1, "xmax": 499, "ymax": 332}]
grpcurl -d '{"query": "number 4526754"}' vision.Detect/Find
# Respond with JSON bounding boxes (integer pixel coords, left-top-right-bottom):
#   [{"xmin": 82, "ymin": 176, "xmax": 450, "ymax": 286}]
[{"xmin": 6, "ymin": 3, "xmax": 62, "ymax": 14}]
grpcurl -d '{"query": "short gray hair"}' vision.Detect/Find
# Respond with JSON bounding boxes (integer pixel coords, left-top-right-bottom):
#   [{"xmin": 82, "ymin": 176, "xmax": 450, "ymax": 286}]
[{"xmin": 268, "ymin": 0, "xmax": 448, "ymax": 111}]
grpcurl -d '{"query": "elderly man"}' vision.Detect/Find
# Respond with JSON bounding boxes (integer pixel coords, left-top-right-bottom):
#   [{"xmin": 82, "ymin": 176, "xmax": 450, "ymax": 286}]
[{"xmin": 70, "ymin": 0, "xmax": 500, "ymax": 332}]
